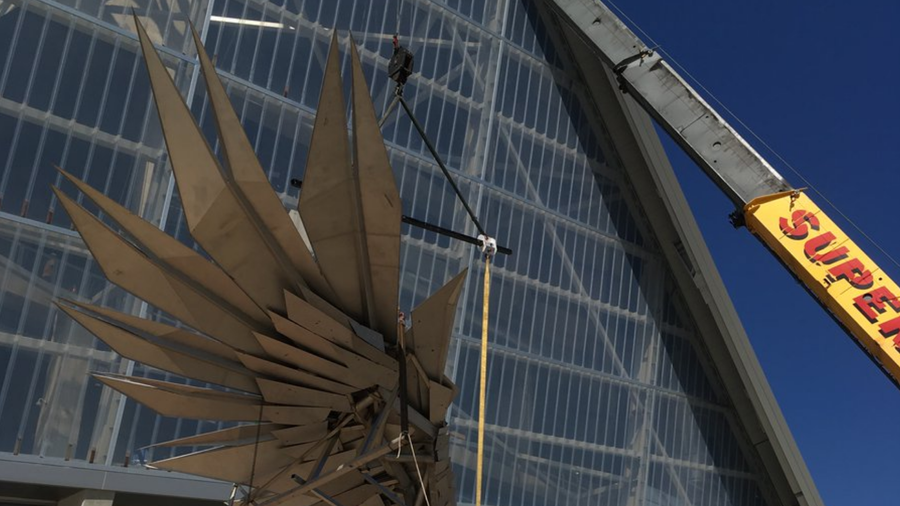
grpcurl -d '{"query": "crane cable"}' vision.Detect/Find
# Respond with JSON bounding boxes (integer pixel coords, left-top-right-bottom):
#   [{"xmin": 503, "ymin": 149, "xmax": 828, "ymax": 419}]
[
  {"xmin": 475, "ymin": 250, "xmax": 493, "ymax": 506},
  {"xmin": 606, "ymin": 0, "xmax": 900, "ymax": 275},
  {"xmin": 379, "ymin": 16, "xmax": 500, "ymax": 504}
]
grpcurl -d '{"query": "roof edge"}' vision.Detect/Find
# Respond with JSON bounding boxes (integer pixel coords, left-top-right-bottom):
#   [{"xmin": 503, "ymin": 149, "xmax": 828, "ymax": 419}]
[{"xmin": 536, "ymin": 3, "xmax": 824, "ymax": 505}]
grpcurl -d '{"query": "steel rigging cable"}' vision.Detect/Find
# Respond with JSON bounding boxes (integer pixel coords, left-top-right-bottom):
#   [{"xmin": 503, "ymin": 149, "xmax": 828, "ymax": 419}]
[{"xmin": 379, "ymin": 21, "xmax": 505, "ymax": 506}]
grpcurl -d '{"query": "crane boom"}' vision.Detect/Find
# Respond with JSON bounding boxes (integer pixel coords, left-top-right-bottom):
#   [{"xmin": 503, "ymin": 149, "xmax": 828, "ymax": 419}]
[{"xmin": 548, "ymin": 0, "xmax": 900, "ymax": 387}]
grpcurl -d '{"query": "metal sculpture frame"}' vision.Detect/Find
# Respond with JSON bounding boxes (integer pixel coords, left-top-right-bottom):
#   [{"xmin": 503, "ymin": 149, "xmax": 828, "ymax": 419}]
[{"xmin": 54, "ymin": 16, "xmax": 463, "ymax": 506}]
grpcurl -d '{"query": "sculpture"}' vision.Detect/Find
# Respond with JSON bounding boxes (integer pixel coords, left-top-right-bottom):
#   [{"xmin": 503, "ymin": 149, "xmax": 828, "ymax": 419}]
[{"xmin": 54, "ymin": 16, "xmax": 463, "ymax": 506}]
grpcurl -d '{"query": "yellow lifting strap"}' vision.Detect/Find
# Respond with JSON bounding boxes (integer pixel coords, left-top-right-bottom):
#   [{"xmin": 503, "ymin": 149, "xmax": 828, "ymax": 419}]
[{"xmin": 475, "ymin": 253, "xmax": 492, "ymax": 506}]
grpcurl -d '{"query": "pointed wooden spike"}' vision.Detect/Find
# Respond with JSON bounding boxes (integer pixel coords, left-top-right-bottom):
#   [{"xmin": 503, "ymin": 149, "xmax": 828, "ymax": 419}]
[
  {"xmin": 151, "ymin": 423, "xmax": 284, "ymax": 448},
  {"xmin": 260, "ymin": 405, "xmax": 330, "ymax": 425},
  {"xmin": 284, "ymin": 289, "xmax": 396, "ymax": 370},
  {"xmin": 235, "ymin": 352, "xmax": 357, "ymax": 395},
  {"xmin": 298, "ymin": 32, "xmax": 367, "ymax": 322},
  {"xmin": 61, "ymin": 299, "xmax": 239, "ymax": 362},
  {"xmin": 253, "ymin": 333, "xmax": 371, "ymax": 389},
  {"xmin": 56, "ymin": 168, "xmax": 269, "ymax": 326},
  {"xmin": 188, "ymin": 25, "xmax": 337, "ymax": 304},
  {"xmin": 403, "ymin": 350, "xmax": 426, "ymax": 416},
  {"xmin": 349, "ymin": 35, "xmax": 401, "ymax": 343},
  {"xmin": 269, "ymin": 311, "xmax": 350, "ymax": 366},
  {"xmin": 132, "ymin": 15, "xmax": 226, "ymax": 236},
  {"xmin": 271, "ymin": 423, "xmax": 329, "ymax": 446},
  {"xmin": 256, "ymin": 377, "xmax": 351, "ymax": 412},
  {"xmin": 266, "ymin": 449, "xmax": 360, "ymax": 495},
  {"xmin": 410, "ymin": 269, "xmax": 468, "ymax": 381},
  {"xmin": 279, "ymin": 441, "xmax": 319, "ymax": 460},
  {"xmin": 93, "ymin": 374, "xmax": 261, "ymax": 421},
  {"xmin": 58, "ymin": 303, "xmax": 259, "ymax": 393},
  {"xmin": 359, "ymin": 495, "xmax": 386, "ymax": 506},
  {"xmin": 151, "ymin": 439, "xmax": 293, "ymax": 485},
  {"xmin": 284, "ymin": 288, "xmax": 354, "ymax": 348},
  {"xmin": 53, "ymin": 188, "xmax": 265, "ymax": 355},
  {"xmin": 133, "ymin": 15, "xmax": 295, "ymax": 313},
  {"xmin": 428, "ymin": 380, "xmax": 455, "ymax": 425},
  {"xmin": 329, "ymin": 484, "xmax": 380, "ymax": 506},
  {"xmin": 271, "ymin": 311, "xmax": 397, "ymax": 388}
]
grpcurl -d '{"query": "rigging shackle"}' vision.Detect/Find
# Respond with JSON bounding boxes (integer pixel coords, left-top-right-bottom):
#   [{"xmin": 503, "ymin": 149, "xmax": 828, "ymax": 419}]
[
  {"xmin": 388, "ymin": 35, "xmax": 414, "ymax": 86},
  {"xmin": 478, "ymin": 234, "xmax": 497, "ymax": 258}
]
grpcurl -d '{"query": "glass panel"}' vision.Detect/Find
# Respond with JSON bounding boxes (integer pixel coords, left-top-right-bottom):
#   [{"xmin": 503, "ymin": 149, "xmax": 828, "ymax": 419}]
[{"xmin": 0, "ymin": 0, "xmax": 784, "ymax": 504}]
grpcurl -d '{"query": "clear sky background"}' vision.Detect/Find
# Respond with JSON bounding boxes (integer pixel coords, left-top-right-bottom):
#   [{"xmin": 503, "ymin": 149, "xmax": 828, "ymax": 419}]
[{"xmin": 604, "ymin": 1, "xmax": 900, "ymax": 505}]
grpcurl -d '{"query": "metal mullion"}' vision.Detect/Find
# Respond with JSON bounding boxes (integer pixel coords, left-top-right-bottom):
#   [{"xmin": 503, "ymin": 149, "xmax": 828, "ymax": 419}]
[
  {"xmin": 441, "ymin": 33, "xmax": 465, "ymax": 171},
  {"xmin": 495, "ymin": 263, "xmax": 515, "ymax": 351},
  {"xmin": 548, "ymin": 338, "xmax": 566, "ymax": 438},
  {"xmin": 0, "ymin": 114, "xmax": 26, "ymax": 204},
  {"xmin": 11, "ymin": 232, "xmax": 47, "ymax": 336},
  {"xmin": 397, "ymin": 3, "xmax": 422, "ymax": 150},
  {"xmin": 20, "ymin": 116, "xmax": 51, "ymax": 218},
  {"xmin": 15, "ymin": 336, "xmax": 50, "ymax": 445},
  {"xmin": 44, "ymin": 13, "xmax": 77, "ymax": 114},
  {"xmin": 519, "ymin": 44, "xmax": 537, "ymax": 130},
  {"xmin": 245, "ymin": 10, "xmax": 269, "ymax": 87},
  {"xmin": 429, "ymin": 16, "xmax": 451, "ymax": 160},
  {"xmin": 490, "ymin": 176, "xmax": 654, "ymax": 259},
  {"xmin": 282, "ymin": 101, "xmax": 303, "ymax": 194},
  {"xmin": 62, "ymin": 352, "xmax": 99, "ymax": 458},
  {"xmin": 573, "ymin": 242, "xmax": 591, "ymax": 367},
  {"xmin": 208, "ymin": 0, "xmax": 229, "ymax": 62},
  {"xmin": 234, "ymin": 82, "xmax": 255, "ymax": 159},
  {"xmin": 0, "ymin": 0, "xmax": 28, "ymax": 93},
  {"xmin": 547, "ymin": 73, "xmax": 563, "ymax": 145},
  {"xmin": 494, "ymin": 118, "xmax": 512, "ymax": 194},
  {"xmin": 270, "ymin": 106, "xmax": 290, "ymax": 194},
  {"xmin": 370, "ymin": 0, "xmax": 393, "ymax": 115},
  {"xmin": 65, "ymin": 25, "xmax": 100, "ymax": 184},
  {"xmin": 146, "ymin": 373, "xmax": 169, "ymax": 454},
  {"xmin": 0, "ymin": 228, "xmax": 30, "ymax": 418},
  {"xmin": 522, "ymin": 208, "xmax": 541, "ymax": 354},
  {"xmin": 584, "ymin": 232, "xmax": 601, "ymax": 332},
  {"xmin": 556, "ymin": 147, "xmax": 575, "ymax": 224},
  {"xmin": 484, "ymin": 355, "xmax": 508, "ymax": 506},
  {"xmin": 393, "ymin": 149, "xmax": 410, "ymax": 205},
  {"xmin": 161, "ymin": 0, "xmax": 179, "ymax": 49},
  {"xmin": 44, "ymin": 17, "xmax": 83, "ymax": 221},
  {"xmin": 416, "ymin": 8, "xmax": 438, "ymax": 158},
  {"xmin": 531, "ymin": 69, "xmax": 550, "ymax": 198},
  {"xmin": 547, "ymin": 266, "xmax": 564, "ymax": 362},
  {"xmin": 525, "ymin": 390, "xmax": 545, "ymax": 506},
  {"xmin": 263, "ymin": 10, "xmax": 287, "ymax": 90},
  {"xmin": 84, "ymin": 39, "xmax": 124, "ymax": 195},
  {"xmin": 251, "ymin": 96, "xmax": 269, "ymax": 160},
  {"xmin": 19, "ymin": 4, "xmax": 52, "ymax": 109},
  {"xmin": 456, "ymin": 335, "xmax": 729, "ymax": 434},
  {"xmin": 227, "ymin": 0, "xmax": 252, "ymax": 75},
  {"xmin": 296, "ymin": 0, "xmax": 323, "ymax": 109},
  {"xmin": 557, "ymin": 360, "xmax": 580, "ymax": 505}
]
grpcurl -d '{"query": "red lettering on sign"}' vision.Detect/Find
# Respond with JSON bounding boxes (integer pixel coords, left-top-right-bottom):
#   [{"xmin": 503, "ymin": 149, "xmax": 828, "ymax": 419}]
[
  {"xmin": 828, "ymin": 259, "xmax": 874, "ymax": 290},
  {"xmin": 878, "ymin": 318, "xmax": 900, "ymax": 353},
  {"xmin": 853, "ymin": 287, "xmax": 900, "ymax": 323},
  {"xmin": 780, "ymin": 210, "xmax": 820, "ymax": 240},
  {"xmin": 879, "ymin": 315, "xmax": 900, "ymax": 338},
  {"xmin": 804, "ymin": 232, "xmax": 849, "ymax": 265}
]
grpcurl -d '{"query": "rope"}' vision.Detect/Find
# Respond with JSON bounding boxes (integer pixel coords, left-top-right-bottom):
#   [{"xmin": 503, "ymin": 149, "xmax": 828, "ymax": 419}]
[
  {"xmin": 407, "ymin": 433, "xmax": 432, "ymax": 506},
  {"xmin": 246, "ymin": 400, "xmax": 265, "ymax": 504},
  {"xmin": 607, "ymin": 0, "xmax": 900, "ymax": 274},
  {"xmin": 475, "ymin": 255, "xmax": 491, "ymax": 506}
]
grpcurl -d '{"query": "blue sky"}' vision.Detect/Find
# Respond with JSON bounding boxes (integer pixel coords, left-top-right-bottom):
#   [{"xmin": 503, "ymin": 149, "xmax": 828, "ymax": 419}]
[{"xmin": 608, "ymin": 1, "xmax": 900, "ymax": 504}]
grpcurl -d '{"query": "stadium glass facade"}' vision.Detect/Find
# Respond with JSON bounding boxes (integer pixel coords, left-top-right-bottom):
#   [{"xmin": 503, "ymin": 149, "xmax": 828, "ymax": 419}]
[{"xmin": 0, "ymin": 0, "xmax": 778, "ymax": 505}]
